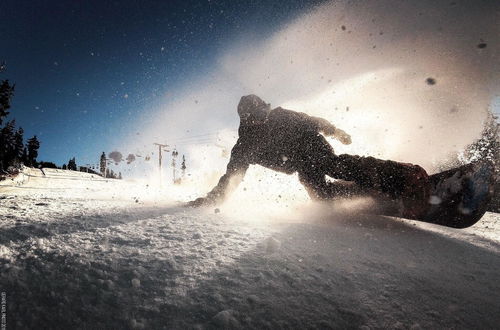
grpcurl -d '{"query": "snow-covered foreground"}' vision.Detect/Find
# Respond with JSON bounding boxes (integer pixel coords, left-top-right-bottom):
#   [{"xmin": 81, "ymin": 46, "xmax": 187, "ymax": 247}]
[{"xmin": 1, "ymin": 168, "xmax": 499, "ymax": 329}]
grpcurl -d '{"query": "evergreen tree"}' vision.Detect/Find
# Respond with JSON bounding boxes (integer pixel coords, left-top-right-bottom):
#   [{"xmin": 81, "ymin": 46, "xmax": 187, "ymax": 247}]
[
  {"xmin": 0, "ymin": 120, "xmax": 16, "ymax": 169},
  {"xmin": 67, "ymin": 157, "xmax": 77, "ymax": 171},
  {"xmin": 100, "ymin": 152, "xmax": 106, "ymax": 176},
  {"xmin": 0, "ymin": 64, "xmax": 16, "ymax": 171},
  {"xmin": 0, "ymin": 80, "xmax": 14, "ymax": 126},
  {"xmin": 181, "ymin": 154, "xmax": 186, "ymax": 178},
  {"xmin": 463, "ymin": 114, "xmax": 499, "ymax": 165},
  {"xmin": 105, "ymin": 168, "xmax": 110, "ymax": 178},
  {"xmin": 27, "ymin": 135, "xmax": 40, "ymax": 167},
  {"xmin": 14, "ymin": 127, "xmax": 24, "ymax": 162},
  {"xmin": 118, "ymin": 172, "xmax": 122, "ymax": 179},
  {"xmin": 62, "ymin": 164, "xmax": 67, "ymax": 170},
  {"xmin": 0, "ymin": 63, "xmax": 15, "ymax": 126},
  {"xmin": 22, "ymin": 147, "xmax": 28, "ymax": 165},
  {"xmin": 38, "ymin": 161, "xmax": 57, "ymax": 168}
]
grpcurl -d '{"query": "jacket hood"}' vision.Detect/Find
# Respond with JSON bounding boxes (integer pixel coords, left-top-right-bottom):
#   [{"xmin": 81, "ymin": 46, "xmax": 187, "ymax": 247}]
[{"xmin": 237, "ymin": 95, "xmax": 270, "ymax": 122}]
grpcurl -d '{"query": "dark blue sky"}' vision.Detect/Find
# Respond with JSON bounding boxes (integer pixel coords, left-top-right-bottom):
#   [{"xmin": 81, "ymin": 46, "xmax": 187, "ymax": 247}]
[{"xmin": 0, "ymin": 0, "xmax": 324, "ymax": 166}]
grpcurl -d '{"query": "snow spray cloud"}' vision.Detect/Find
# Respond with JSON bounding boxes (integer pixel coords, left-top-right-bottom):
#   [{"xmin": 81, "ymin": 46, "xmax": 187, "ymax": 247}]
[
  {"xmin": 126, "ymin": 154, "xmax": 136, "ymax": 164},
  {"xmin": 218, "ymin": 0, "xmax": 499, "ymax": 170},
  {"xmin": 108, "ymin": 151, "xmax": 123, "ymax": 165},
  {"xmin": 122, "ymin": 0, "xmax": 499, "ymax": 208}
]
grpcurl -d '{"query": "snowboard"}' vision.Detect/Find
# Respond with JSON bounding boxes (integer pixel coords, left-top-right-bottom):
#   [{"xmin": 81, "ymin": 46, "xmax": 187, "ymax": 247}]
[
  {"xmin": 411, "ymin": 160, "xmax": 495, "ymax": 228},
  {"xmin": 331, "ymin": 160, "xmax": 496, "ymax": 228}
]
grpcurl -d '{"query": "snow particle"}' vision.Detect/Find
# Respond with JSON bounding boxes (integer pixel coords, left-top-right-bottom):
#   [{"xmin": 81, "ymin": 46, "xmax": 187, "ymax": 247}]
[
  {"xmin": 131, "ymin": 278, "xmax": 141, "ymax": 288},
  {"xmin": 425, "ymin": 77, "xmax": 436, "ymax": 85},
  {"xmin": 0, "ymin": 245, "xmax": 13, "ymax": 261},
  {"xmin": 37, "ymin": 238, "xmax": 45, "ymax": 248},
  {"xmin": 429, "ymin": 195, "xmax": 442, "ymax": 205},
  {"xmin": 459, "ymin": 206, "xmax": 472, "ymax": 215}
]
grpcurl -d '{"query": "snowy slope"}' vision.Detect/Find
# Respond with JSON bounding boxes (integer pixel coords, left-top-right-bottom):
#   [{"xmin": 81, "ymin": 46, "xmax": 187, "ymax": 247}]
[{"xmin": 1, "ymin": 168, "xmax": 499, "ymax": 329}]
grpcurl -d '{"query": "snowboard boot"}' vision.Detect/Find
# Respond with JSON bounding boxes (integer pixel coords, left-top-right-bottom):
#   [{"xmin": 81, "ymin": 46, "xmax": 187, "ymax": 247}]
[
  {"xmin": 396, "ymin": 163, "xmax": 430, "ymax": 218},
  {"xmin": 370, "ymin": 160, "xmax": 429, "ymax": 218}
]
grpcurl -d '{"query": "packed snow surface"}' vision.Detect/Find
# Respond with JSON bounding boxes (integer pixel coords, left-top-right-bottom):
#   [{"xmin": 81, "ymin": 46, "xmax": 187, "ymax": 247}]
[{"xmin": 1, "ymin": 168, "xmax": 499, "ymax": 329}]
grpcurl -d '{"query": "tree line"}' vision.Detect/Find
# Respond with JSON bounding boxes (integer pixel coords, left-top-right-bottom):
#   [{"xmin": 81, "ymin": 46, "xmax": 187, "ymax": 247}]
[
  {"xmin": 0, "ymin": 64, "xmax": 121, "ymax": 179},
  {"xmin": 0, "ymin": 64, "xmax": 40, "ymax": 172}
]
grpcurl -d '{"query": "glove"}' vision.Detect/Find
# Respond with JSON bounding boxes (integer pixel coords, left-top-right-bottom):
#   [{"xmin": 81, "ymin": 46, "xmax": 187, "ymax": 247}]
[
  {"xmin": 335, "ymin": 129, "xmax": 352, "ymax": 145},
  {"xmin": 321, "ymin": 124, "xmax": 336, "ymax": 136}
]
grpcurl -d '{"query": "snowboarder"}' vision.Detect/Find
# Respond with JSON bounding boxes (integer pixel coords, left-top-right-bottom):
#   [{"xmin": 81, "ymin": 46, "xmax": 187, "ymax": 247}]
[{"xmin": 188, "ymin": 95, "xmax": 429, "ymax": 216}]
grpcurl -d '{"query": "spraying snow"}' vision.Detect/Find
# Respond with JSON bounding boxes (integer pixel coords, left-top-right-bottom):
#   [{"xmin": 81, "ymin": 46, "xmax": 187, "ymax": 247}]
[
  {"xmin": 2, "ymin": 1, "xmax": 499, "ymax": 328},
  {"xmin": 118, "ymin": 0, "xmax": 498, "ymax": 211}
]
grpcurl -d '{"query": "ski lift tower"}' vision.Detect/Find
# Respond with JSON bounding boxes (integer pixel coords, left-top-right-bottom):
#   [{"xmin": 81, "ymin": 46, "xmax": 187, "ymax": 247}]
[{"xmin": 153, "ymin": 143, "xmax": 169, "ymax": 187}]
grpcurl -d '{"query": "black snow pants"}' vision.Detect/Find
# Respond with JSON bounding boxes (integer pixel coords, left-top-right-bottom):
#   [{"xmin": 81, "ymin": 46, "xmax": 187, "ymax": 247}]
[{"xmin": 295, "ymin": 135, "xmax": 428, "ymax": 202}]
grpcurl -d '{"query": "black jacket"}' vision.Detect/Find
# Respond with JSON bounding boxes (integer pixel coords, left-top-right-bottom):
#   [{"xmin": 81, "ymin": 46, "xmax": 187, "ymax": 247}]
[{"xmin": 205, "ymin": 105, "xmax": 339, "ymax": 202}]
